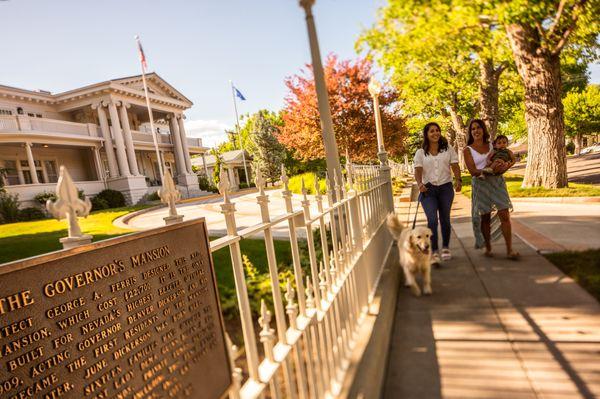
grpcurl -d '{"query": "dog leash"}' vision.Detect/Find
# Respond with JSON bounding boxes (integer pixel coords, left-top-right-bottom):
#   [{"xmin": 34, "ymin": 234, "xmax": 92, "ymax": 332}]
[{"xmin": 412, "ymin": 193, "xmax": 421, "ymax": 229}]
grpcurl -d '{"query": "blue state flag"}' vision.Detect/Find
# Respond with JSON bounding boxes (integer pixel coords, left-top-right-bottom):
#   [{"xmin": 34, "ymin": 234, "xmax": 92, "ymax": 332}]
[{"xmin": 234, "ymin": 86, "xmax": 246, "ymax": 101}]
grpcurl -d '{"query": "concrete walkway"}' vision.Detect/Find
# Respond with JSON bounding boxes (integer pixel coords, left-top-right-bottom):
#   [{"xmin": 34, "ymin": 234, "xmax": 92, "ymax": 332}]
[
  {"xmin": 118, "ymin": 189, "xmax": 321, "ymax": 238},
  {"xmin": 384, "ymin": 193, "xmax": 600, "ymax": 399}
]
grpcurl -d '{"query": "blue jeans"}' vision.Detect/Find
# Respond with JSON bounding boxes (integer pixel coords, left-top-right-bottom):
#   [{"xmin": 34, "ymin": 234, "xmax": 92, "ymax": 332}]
[{"xmin": 419, "ymin": 182, "xmax": 454, "ymax": 252}]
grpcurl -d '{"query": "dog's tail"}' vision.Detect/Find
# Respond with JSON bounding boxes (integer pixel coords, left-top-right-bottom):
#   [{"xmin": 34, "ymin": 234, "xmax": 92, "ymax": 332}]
[{"xmin": 386, "ymin": 213, "xmax": 404, "ymax": 240}]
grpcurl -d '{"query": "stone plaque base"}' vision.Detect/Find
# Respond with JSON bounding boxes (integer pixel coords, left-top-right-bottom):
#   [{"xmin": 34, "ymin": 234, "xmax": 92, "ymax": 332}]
[
  {"xmin": 59, "ymin": 234, "xmax": 92, "ymax": 249},
  {"xmin": 163, "ymin": 214, "xmax": 184, "ymax": 225}
]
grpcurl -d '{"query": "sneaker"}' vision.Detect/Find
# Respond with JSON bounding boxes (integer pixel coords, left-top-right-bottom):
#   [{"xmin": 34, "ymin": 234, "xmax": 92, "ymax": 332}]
[
  {"xmin": 431, "ymin": 252, "xmax": 441, "ymax": 265},
  {"xmin": 441, "ymin": 248, "xmax": 452, "ymax": 261}
]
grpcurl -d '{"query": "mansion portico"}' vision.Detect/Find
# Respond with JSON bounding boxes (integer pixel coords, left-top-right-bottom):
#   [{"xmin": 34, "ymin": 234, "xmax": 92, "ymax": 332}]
[{"xmin": 0, "ymin": 73, "xmax": 208, "ymax": 205}]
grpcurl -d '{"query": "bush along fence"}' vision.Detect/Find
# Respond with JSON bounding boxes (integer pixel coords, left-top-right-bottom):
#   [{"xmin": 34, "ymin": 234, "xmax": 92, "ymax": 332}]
[{"xmin": 217, "ymin": 160, "xmax": 394, "ymax": 399}]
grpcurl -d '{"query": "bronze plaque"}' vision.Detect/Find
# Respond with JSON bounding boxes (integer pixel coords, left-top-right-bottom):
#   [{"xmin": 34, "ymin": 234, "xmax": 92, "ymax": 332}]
[{"xmin": 0, "ymin": 218, "xmax": 231, "ymax": 399}]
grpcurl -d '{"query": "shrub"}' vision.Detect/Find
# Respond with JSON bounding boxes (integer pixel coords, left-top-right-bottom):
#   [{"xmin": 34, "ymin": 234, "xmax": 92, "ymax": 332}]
[
  {"xmin": 91, "ymin": 197, "xmax": 110, "ymax": 211},
  {"xmin": 95, "ymin": 189, "xmax": 125, "ymax": 208},
  {"xmin": 198, "ymin": 175, "xmax": 215, "ymax": 192},
  {"xmin": 288, "ymin": 172, "xmax": 327, "ymax": 195},
  {"xmin": 34, "ymin": 191, "xmax": 57, "ymax": 205},
  {"xmin": 146, "ymin": 191, "xmax": 160, "ymax": 201},
  {"xmin": 0, "ymin": 191, "xmax": 20, "ymax": 223},
  {"xmin": 239, "ymin": 182, "xmax": 248, "ymax": 189},
  {"xmin": 17, "ymin": 207, "xmax": 46, "ymax": 221},
  {"xmin": 566, "ymin": 141, "xmax": 575, "ymax": 155}
]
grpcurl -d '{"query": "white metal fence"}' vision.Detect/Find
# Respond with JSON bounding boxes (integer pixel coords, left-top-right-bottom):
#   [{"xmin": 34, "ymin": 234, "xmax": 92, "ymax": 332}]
[{"xmin": 212, "ymin": 161, "xmax": 394, "ymax": 398}]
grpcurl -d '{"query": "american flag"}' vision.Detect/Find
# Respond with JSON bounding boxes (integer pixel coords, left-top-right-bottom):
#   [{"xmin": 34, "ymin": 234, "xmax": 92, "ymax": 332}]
[{"xmin": 135, "ymin": 35, "xmax": 148, "ymax": 71}]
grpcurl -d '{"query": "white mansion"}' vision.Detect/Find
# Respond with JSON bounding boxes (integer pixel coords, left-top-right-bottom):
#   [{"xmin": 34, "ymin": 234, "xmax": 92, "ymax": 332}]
[{"xmin": 0, "ymin": 73, "xmax": 208, "ymax": 205}]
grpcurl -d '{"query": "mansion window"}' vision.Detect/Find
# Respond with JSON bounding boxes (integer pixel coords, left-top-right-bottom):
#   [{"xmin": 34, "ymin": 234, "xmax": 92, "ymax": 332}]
[
  {"xmin": 0, "ymin": 159, "xmax": 58, "ymax": 185},
  {"xmin": 0, "ymin": 109, "xmax": 12, "ymax": 116},
  {"xmin": 20, "ymin": 160, "xmax": 44, "ymax": 184},
  {"xmin": 2, "ymin": 160, "xmax": 19, "ymax": 185}
]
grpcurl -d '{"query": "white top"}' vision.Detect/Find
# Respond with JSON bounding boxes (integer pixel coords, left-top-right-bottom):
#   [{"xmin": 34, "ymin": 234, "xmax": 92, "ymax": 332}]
[
  {"xmin": 413, "ymin": 147, "xmax": 459, "ymax": 186},
  {"xmin": 467, "ymin": 144, "xmax": 492, "ymax": 169}
]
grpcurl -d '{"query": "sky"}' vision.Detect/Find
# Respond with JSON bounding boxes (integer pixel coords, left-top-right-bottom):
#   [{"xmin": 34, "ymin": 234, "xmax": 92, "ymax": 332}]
[{"xmin": 1, "ymin": 0, "xmax": 598, "ymax": 148}]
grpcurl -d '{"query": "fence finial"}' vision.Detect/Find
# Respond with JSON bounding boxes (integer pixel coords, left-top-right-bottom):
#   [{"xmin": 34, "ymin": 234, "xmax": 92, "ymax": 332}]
[
  {"xmin": 158, "ymin": 169, "xmax": 182, "ymax": 223},
  {"xmin": 319, "ymin": 261, "xmax": 328, "ymax": 299},
  {"xmin": 255, "ymin": 167, "xmax": 265, "ymax": 196},
  {"xmin": 329, "ymin": 250, "xmax": 338, "ymax": 282},
  {"xmin": 259, "ymin": 300, "xmax": 276, "ymax": 361},
  {"xmin": 280, "ymin": 164, "xmax": 289, "ymax": 191},
  {"xmin": 46, "ymin": 166, "xmax": 92, "ymax": 248},
  {"xmin": 285, "ymin": 279, "xmax": 298, "ymax": 329},
  {"xmin": 218, "ymin": 167, "xmax": 231, "ymax": 204}
]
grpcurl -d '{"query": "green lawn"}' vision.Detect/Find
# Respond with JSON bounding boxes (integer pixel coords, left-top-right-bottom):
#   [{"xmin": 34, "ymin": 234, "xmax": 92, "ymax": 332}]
[
  {"xmin": 544, "ymin": 249, "xmax": 600, "ymax": 302},
  {"xmin": 461, "ymin": 174, "xmax": 600, "ymax": 198},
  {"xmin": 0, "ymin": 206, "xmax": 151, "ymax": 263}
]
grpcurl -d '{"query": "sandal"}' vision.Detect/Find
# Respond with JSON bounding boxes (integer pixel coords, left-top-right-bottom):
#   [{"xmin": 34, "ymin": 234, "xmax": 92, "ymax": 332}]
[
  {"xmin": 441, "ymin": 248, "xmax": 452, "ymax": 261},
  {"xmin": 484, "ymin": 250, "xmax": 494, "ymax": 258},
  {"xmin": 507, "ymin": 251, "xmax": 520, "ymax": 261}
]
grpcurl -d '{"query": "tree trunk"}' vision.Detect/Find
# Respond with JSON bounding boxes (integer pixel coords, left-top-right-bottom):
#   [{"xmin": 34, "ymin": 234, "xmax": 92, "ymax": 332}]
[
  {"xmin": 575, "ymin": 133, "xmax": 582, "ymax": 155},
  {"xmin": 505, "ymin": 23, "xmax": 568, "ymax": 188},
  {"xmin": 448, "ymin": 105, "xmax": 467, "ymax": 170},
  {"xmin": 479, "ymin": 57, "xmax": 501, "ymax": 139}
]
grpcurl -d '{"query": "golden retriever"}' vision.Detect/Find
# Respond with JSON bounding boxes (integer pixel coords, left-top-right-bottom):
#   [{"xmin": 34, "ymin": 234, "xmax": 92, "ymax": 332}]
[{"xmin": 386, "ymin": 213, "xmax": 433, "ymax": 296}]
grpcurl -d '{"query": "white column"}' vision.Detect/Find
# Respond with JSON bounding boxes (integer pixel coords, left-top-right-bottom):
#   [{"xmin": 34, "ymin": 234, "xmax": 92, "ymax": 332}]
[
  {"xmin": 201, "ymin": 153, "xmax": 209, "ymax": 177},
  {"xmin": 169, "ymin": 115, "xmax": 186, "ymax": 177},
  {"xmin": 118, "ymin": 102, "xmax": 140, "ymax": 176},
  {"xmin": 92, "ymin": 146, "xmax": 104, "ymax": 181},
  {"xmin": 24, "ymin": 142, "xmax": 39, "ymax": 184},
  {"xmin": 106, "ymin": 100, "xmax": 131, "ymax": 177},
  {"xmin": 93, "ymin": 102, "xmax": 118, "ymax": 178},
  {"xmin": 177, "ymin": 115, "xmax": 193, "ymax": 174}
]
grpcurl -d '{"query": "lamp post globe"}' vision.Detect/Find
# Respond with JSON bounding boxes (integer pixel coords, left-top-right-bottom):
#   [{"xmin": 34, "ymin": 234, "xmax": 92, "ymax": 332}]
[{"xmin": 368, "ymin": 77, "xmax": 382, "ymax": 98}]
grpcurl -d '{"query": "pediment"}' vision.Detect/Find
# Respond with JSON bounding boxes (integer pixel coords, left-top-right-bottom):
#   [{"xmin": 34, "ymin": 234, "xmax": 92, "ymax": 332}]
[{"xmin": 111, "ymin": 73, "xmax": 192, "ymax": 105}]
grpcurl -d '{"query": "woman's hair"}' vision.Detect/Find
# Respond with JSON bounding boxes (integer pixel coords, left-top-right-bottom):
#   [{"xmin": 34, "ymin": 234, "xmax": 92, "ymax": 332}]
[
  {"xmin": 422, "ymin": 122, "xmax": 448, "ymax": 155},
  {"xmin": 467, "ymin": 119, "xmax": 490, "ymax": 145}
]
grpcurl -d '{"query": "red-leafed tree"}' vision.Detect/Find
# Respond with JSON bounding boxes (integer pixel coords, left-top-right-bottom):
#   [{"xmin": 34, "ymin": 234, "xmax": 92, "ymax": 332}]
[{"xmin": 279, "ymin": 54, "xmax": 408, "ymax": 163}]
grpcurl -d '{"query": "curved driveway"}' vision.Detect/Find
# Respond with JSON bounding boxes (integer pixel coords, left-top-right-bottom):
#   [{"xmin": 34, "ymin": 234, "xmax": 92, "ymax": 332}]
[{"xmin": 119, "ymin": 189, "xmax": 322, "ymax": 238}]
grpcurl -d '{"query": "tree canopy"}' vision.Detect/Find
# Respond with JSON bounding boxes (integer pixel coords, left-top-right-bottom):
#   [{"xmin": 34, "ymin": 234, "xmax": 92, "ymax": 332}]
[{"xmin": 279, "ymin": 54, "xmax": 408, "ymax": 163}]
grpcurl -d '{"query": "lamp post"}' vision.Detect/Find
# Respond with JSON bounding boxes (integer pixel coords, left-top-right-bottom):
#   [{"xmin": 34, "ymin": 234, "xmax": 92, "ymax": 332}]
[
  {"xmin": 368, "ymin": 77, "xmax": 394, "ymax": 211},
  {"xmin": 368, "ymin": 76, "xmax": 388, "ymax": 166},
  {"xmin": 299, "ymin": 0, "xmax": 342, "ymax": 190}
]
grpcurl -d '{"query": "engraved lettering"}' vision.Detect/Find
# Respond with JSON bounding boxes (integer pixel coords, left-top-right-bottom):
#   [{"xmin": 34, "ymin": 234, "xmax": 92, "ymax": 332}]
[
  {"xmin": 45, "ymin": 297, "xmax": 86, "ymax": 319},
  {"xmin": 0, "ymin": 317, "xmax": 33, "ymax": 339},
  {"xmin": 0, "ymin": 327, "xmax": 50, "ymax": 358},
  {"xmin": 7, "ymin": 346, "xmax": 43, "ymax": 371},
  {"xmin": 65, "ymin": 355, "xmax": 86, "ymax": 373},
  {"xmin": 30, "ymin": 349, "xmax": 70, "ymax": 377},
  {"xmin": 44, "ymin": 261, "xmax": 125, "ymax": 298},
  {"xmin": 56, "ymin": 309, "xmax": 90, "ymax": 330},
  {"xmin": 130, "ymin": 245, "xmax": 170, "ymax": 268},
  {"xmin": 0, "ymin": 290, "xmax": 35, "ymax": 316}
]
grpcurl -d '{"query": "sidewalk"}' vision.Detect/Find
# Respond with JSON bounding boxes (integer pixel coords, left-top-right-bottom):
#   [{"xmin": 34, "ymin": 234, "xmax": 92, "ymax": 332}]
[{"xmin": 384, "ymin": 193, "xmax": 600, "ymax": 399}]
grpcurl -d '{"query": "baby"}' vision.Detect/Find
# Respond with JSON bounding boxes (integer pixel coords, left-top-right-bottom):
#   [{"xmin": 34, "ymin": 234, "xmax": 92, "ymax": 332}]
[{"xmin": 480, "ymin": 135, "xmax": 515, "ymax": 177}]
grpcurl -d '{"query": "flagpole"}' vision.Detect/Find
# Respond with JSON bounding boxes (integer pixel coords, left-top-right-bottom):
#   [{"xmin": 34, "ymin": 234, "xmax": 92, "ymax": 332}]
[
  {"xmin": 135, "ymin": 35, "xmax": 164, "ymax": 181},
  {"xmin": 229, "ymin": 80, "xmax": 250, "ymax": 187}
]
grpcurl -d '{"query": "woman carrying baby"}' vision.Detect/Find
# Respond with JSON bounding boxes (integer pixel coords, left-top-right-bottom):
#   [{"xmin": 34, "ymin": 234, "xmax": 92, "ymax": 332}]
[
  {"xmin": 463, "ymin": 119, "xmax": 519, "ymax": 260},
  {"xmin": 414, "ymin": 122, "xmax": 462, "ymax": 264}
]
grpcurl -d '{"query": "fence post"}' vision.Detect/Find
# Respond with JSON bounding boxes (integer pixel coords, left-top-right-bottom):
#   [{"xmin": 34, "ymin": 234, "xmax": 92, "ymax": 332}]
[{"xmin": 218, "ymin": 168, "xmax": 261, "ymax": 382}]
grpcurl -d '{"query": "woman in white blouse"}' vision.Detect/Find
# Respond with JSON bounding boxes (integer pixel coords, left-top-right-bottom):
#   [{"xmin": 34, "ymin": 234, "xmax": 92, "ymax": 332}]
[{"xmin": 414, "ymin": 122, "xmax": 462, "ymax": 264}]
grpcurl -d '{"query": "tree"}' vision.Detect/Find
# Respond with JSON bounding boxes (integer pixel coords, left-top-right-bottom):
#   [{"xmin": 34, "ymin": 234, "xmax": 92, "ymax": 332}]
[
  {"xmin": 563, "ymin": 85, "xmax": 600, "ymax": 154},
  {"xmin": 250, "ymin": 110, "xmax": 286, "ymax": 184},
  {"xmin": 358, "ymin": 0, "xmax": 480, "ymax": 166},
  {"xmin": 211, "ymin": 148, "xmax": 222, "ymax": 186},
  {"xmin": 279, "ymin": 55, "xmax": 408, "ymax": 163},
  {"xmin": 499, "ymin": 0, "xmax": 599, "ymax": 187}
]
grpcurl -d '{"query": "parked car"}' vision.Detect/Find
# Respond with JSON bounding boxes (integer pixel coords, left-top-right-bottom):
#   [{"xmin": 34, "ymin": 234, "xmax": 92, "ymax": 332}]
[{"xmin": 580, "ymin": 144, "xmax": 600, "ymax": 155}]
